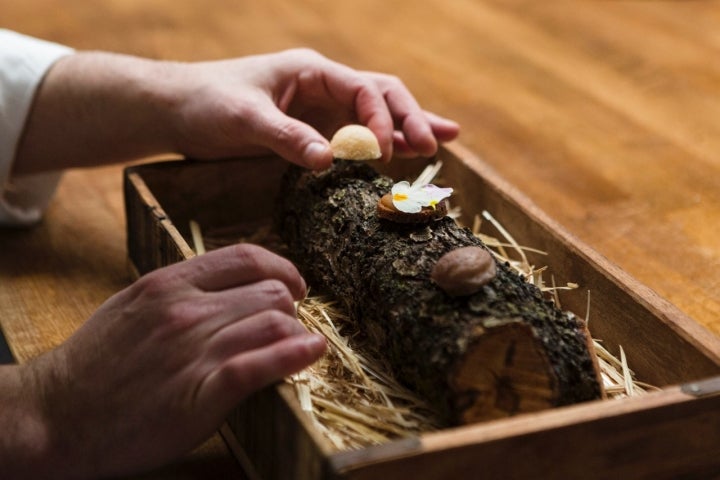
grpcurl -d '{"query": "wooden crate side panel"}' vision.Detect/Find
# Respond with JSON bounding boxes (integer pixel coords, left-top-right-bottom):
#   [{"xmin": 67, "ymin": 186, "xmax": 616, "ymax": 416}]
[
  {"xmin": 124, "ymin": 171, "xmax": 195, "ymax": 274},
  {"xmin": 332, "ymin": 389, "xmax": 720, "ymax": 480},
  {"xmin": 129, "ymin": 157, "xmax": 287, "ymax": 243},
  {"xmin": 124, "ymin": 152, "xmax": 720, "ymax": 480},
  {"xmin": 226, "ymin": 384, "xmax": 334, "ymax": 480},
  {"xmin": 440, "ymin": 142, "xmax": 720, "ymax": 385}
]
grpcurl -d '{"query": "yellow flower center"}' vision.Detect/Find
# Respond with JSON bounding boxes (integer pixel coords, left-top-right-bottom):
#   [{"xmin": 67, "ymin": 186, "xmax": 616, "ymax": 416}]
[{"xmin": 393, "ymin": 193, "xmax": 408, "ymax": 202}]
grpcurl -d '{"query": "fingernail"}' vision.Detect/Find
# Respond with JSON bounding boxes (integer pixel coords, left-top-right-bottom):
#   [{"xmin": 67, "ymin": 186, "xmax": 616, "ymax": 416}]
[
  {"xmin": 304, "ymin": 142, "xmax": 331, "ymax": 169},
  {"xmin": 299, "ymin": 276, "xmax": 308, "ymax": 298},
  {"xmin": 303, "ymin": 333, "xmax": 327, "ymax": 351}
]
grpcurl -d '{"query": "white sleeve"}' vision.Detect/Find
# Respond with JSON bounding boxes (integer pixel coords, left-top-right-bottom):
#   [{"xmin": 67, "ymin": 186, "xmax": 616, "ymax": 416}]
[{"xmin": 0, "ymin": 30, "xmax": 74, "ymax": 226}]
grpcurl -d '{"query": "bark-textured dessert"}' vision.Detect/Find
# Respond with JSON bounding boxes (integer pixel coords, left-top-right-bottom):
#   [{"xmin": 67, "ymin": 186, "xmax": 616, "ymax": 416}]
[{"xmin": 276, "ymin": 160, "xmax": 603, "ymax": 424}]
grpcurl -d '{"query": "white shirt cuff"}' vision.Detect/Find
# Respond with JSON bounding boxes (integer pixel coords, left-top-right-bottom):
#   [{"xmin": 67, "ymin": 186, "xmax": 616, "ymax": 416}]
[{"xmin": 0, "ymin": 30, "xmax": 74, "ymax": 226}]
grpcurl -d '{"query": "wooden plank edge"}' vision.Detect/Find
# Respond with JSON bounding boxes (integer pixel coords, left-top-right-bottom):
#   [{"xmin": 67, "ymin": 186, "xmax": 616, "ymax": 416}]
[
  {"xmin": 219, "ymin": 423, "xmax": 263, "ymax": 480},
  {"xmin": 329, "ymin": 379, "xmax": 720, "ymax": 475},
  {"xmin": 125, "ymin": 170, "xmax": 197, "ymax": 263},
  {"xmin": 420, "ymin": 380, "xmax": 719, "ymax": 451},
  {"xmin": 275, "ymin": 383, "xmax": 347, "ymax": 459}
]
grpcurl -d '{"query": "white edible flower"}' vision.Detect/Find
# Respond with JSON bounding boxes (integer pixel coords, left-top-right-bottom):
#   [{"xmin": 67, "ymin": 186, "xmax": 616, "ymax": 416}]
[
  {"xmin": 422, "ymin": 184, "xmax": 454, "ymax": 210},
  {"xmin": 391, "ymin": 181, "xmax": 453, "ymax": 213}
]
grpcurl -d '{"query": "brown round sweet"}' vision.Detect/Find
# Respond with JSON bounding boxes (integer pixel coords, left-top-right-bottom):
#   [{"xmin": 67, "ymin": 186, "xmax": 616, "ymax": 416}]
[
  {"xmin": 431, "ymin": 246, "xmax": 497, "ymax": 296},
  {"xmin": 330, "ymin": 125, "xmax": 382, "ymax": 161},
  {"xmin": 376, "ymin": 193, "xmax": 448, "ymax": 224}
]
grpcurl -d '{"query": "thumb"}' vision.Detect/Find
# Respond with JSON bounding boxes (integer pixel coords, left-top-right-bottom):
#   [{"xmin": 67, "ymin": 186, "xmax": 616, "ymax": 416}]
[{"xmin": 255, "ymin": 110, "xmax": 333, "ymax": 169}]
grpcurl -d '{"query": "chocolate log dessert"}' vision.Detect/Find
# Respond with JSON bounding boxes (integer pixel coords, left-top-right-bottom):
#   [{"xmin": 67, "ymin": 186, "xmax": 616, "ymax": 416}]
[{"xmin": 275, "ymin": 128, "xmax": 602, "ymax": 424}]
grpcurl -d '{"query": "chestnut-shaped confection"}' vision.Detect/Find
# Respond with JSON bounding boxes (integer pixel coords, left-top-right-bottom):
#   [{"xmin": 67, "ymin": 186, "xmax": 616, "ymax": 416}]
[{"xmin": 431, "ymin": 246, "xmax": 497, "ymax": 296}]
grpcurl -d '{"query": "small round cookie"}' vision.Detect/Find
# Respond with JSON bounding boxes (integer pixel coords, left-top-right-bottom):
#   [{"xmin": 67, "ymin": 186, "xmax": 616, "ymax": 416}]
[{"xmin": 330, "ymin": 125, "xmax": 382, "ymax": 161}]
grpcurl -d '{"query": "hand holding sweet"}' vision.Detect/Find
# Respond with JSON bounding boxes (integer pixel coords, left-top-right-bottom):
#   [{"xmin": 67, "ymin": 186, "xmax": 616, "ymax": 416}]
[{"xmin": 15, "ymin": 49, "xmax": 459, "ymax": 174}]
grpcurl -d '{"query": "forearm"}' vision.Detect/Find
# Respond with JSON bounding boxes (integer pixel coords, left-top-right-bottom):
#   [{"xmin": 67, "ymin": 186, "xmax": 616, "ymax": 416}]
[
  {"xmin": 12, "ymin": 47, "xmax": 459, "ymax": 176},
  {"xmin": 13, "ymin": 52, "xmax": 182, "ymax": 175},
  {"xmin": 0, "ymin": 364, "xmax": 56, "ymax": 478}
]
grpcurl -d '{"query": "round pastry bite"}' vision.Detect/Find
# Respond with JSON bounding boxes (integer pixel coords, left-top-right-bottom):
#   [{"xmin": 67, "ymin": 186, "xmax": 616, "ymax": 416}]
[
  {"xmin": 376, "ymin": 192, "xmax": 448, "ymax": 224},
  {"xmin": 330, "ymin": 124, "xmax": 382, "ymax": 161}
]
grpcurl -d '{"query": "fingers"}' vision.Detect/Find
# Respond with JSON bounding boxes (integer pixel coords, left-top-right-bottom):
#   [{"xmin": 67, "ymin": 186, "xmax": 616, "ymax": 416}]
[
  {"xmin": 248, "ymin": 49, "xmax": 393, "ymax": 167},
  {"xmin": 322, "ymin": 69, "xmax": 395, "ymax": 161},
  {"xmin": 296, "ymin": 55, "xmax": 458, "ymax": 162},
  {"xmin": 173, "ymin": 243, "xmax": 306, "ymax": 298},
  {"xmin": 242, "ymin": 49, "xmax": 458, "ymax": 167},
  {"xmin": 205, "ymin": 309, "xmax": 307, "ymax": 361},
  {"xmin": 185, "ymin": 257, "xmax": 326, "ymax": 410},
  {"xmin": 368, "ymin": 73, "xmax": 437, "ymax": 157},
  {"xmin": 198, "ymin": 330, "xmax": 326, "ymax": 410},
  {"xmin": 368, "ymin": 74, "xmax": 461, "ymax": 159},
  {"xmin": 251, "ymin": 105, "xmax": 334, "ymax": 169},
  {"xmin": 310, "ymin": 65, "xmax": 398, "ymax": 161},
  {"xmin": 291, "ymin": 54, "xmax": 395, "ymax": 163},
  {"xmin": 423, "ymin": 110, "xmax": 461, "ymax": 142},
  {"xmin": 391, "ymin": 111, "xmax": 460, "ymax": 158},
  {"xmin": 192, "ymin": 279, "xmax": 299, "ymax": 336},
  {"xmin": 130, "ymin": 241, "xmax": 326, "ymax": 413}
]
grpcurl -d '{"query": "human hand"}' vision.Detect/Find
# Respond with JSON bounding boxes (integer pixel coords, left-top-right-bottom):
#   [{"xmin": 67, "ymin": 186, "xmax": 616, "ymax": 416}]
[
  {"xmin": 16, "ymin": 48, "xmax": 458, "ymax": 175},
  {"xmin": 14, "ymin": 244, "xmax": 325, "ymax": 479},
  {"xmin": 167, "ymin": 48, "xmax": 460, "ymax": 169}
]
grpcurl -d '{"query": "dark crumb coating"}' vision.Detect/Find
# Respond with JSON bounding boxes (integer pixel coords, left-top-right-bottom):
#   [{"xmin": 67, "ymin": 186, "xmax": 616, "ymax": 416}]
[{"xmin": 276, "ymin": 160, "xmax": 602, "ymax": 423}]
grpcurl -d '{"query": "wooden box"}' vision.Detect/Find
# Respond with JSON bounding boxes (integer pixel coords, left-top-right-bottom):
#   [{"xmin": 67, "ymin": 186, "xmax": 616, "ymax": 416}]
[{"xmin": 124, "ymin": 143, "xmax": 720, "ymax": 479}]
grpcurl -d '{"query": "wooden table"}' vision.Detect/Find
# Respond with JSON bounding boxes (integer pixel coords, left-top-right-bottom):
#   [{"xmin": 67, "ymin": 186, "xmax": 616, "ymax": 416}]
[{"xmin": 1, "ymin": 0, "xmax": 719, "ymax": 477}]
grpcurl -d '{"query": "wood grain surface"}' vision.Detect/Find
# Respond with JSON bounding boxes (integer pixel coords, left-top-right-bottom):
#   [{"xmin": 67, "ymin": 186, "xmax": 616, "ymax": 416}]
[{"xmin": 1, "ymin": 0, "xmax": 720, "ymax": 477}]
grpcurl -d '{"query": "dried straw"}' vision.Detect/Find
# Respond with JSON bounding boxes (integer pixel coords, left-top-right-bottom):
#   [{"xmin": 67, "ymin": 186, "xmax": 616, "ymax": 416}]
[{"xmin": 290, "ymin": 296, "xmax": 441, "ymax": 451}]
